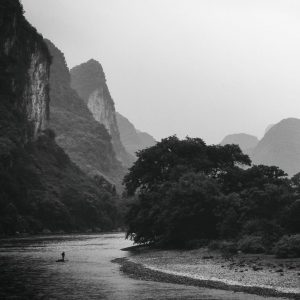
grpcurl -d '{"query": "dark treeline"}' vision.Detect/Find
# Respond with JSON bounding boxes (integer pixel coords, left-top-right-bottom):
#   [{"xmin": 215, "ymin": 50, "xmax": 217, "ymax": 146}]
[{"xmin": 124, "ymin": 136, "xmax": 300, "ymax": 258}]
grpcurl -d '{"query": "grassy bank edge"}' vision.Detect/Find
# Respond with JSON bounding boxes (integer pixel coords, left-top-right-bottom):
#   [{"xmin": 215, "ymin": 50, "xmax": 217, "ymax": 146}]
[{"xmin": 112, "ymin": 257, "xmax": 300, "ymax": 299}]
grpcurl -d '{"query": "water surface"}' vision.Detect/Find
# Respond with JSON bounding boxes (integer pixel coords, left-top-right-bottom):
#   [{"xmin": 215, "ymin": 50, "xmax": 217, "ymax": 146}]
[{"xmin": 0, "ymin": 233, "xmax": 287, "ymax": 299}]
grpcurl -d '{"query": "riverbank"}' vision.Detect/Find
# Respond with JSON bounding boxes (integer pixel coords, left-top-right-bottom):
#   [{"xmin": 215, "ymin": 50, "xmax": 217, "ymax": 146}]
[
  {"xmin": 0, "ymin": 230, "xmax": 125, "ymax": 240},
  {"xmin": 114, "ymin": 247, "xmax": 300, "ymax": 299}
]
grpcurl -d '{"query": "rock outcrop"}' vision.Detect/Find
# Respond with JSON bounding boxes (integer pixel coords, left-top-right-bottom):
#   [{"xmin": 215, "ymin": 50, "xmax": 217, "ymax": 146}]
[
  {"xmin": 0, "ymin": 0, "xmax": 119, "ymax": 235},
  {"xmin": 116, "ymin": 112, "xmax": 156, "ymax": 156},
  {"xmin": 252, "ymin": 118, "xmax": 300, "ymax": 176},
  {"xmin": 0, "ymin": 0, "xmax": 50, "ymax": 141},
  {"xmin": 45, "ymin": 40, "xmax": 124, "ymax": 185},
  {"xmin": 70, "ymin": 60, "xmax": 134, "ymax": 167},
  {"xmin": 220, "ymin": 133, "xmax": 259, "ymax": 156}
]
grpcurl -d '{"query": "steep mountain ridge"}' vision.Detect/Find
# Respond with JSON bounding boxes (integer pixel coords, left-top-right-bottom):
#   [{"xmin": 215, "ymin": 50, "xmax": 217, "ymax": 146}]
[
  {"xmin": 252, "ymin": 118, "xmax": 300, "ymax": 176},
  {"xmin": 70, "ymin": 60, "xmax": 134, "ymax": 167},
  {"xmin": 0, "ymin": 0, "xmax": 119, "ymax": 234},
  {"xmin": 45, "ymin": 40, "xmax": 125, "ymax": 185},
  {"xmin": 0, "ymin": 0, "xmax": 50, "ymax": 142},
  {"xmin": 116, "ymin": 112, "xmax": 156, "ymax": 156}
]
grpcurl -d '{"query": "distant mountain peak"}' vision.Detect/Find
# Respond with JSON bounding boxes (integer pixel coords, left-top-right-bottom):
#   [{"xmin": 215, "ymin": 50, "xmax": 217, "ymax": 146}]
[
  {"xmin": 45, "ymin": 39, "xmax": 125, "ymax": 185},
  {"xmin": 87, "ymin": 58, "xmax": 100, "ymax": 64},
  {"xmin": 116, "ymin": 112, "xmax": 156, "ymax": 156},
  {"xmin": 252, "ymin": 118, "xmax": 300, "ymax": 176},
  {"xmin": 85, "ymin": 59, "xmax": 105, "ymax": 74},
  {"xmin": 76, "ymin": 58, "xmax": 104, "ymax": 69},
  {"xmin": 220, "ymin": 133, "xmax": 259, "ymax": 153},
  {"xmin": 70, "ymin": 60, "xmax": 134, "ymax": 167}
]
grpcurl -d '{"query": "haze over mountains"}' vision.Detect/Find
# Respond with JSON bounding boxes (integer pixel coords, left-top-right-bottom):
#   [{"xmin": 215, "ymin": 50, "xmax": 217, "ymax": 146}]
[
  {"xmin": 252, "ymin": 118, "xmax": 300, "ymax": 176},
  {"xmin": 116, "ymin": 112, "xmax": 156, "ymax": 157},
  {"xmin": 70, "ymin": 60, "xmax": 135, "ymax": 167},
  {"xmin": 47, "ymin": 39, "xmax": 300, "ymax": 180},
  {"xmin": 22, "ymin": 0, "xmax": 300, "ymax": 145},
  {"xmin": 46, "ymin": 40, "xmax": 125, "ymax": 185},
  {"xmin": 220, "ymin": 133, "xmax": 259, "ymax": 156},
  {"xmin": 46, "ymin": 41, "xmax": 156, "ymax": 185},
  {"xmin": 221, "ymin": 118, "xmax": 300, "ymax": 176}
]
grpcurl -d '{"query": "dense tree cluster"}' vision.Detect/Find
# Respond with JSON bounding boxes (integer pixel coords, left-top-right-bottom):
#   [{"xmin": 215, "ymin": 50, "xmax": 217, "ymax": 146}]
[{"xmin": 124, "ymin": 136, "xmax": 300, "ymax": 256}]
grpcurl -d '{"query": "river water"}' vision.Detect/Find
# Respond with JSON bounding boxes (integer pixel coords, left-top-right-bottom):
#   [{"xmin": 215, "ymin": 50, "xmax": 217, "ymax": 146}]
[{"xmin": 0, "ymin": 233, "xmax": 286, "ymax": 299}]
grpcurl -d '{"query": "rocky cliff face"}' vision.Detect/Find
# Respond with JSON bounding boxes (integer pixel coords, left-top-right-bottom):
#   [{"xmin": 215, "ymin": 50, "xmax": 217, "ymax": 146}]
[
  {"xmin": 0, "ymin": 1, "xmax": 119, "ymax": 235},
  {"xmin": 87, "ymin": 88, "xmax": 119, "ymax": 138},
  {"xmin": 45, "ymin": 40, "xmax": 125, "ymax": 185},
  {"xmin": 0, "ymin": 0, "xmax": 50, "ymax": 141},
  {"xmin": 70, "ymin": 60, "xmax": 134, "ymax": 167},
  {"xmin": 252, "ymin": 118, "xmax": 300, "ymax": 176},
  {"xmin": 23, "ymin": 48, "xmax": 49, "ymax": 139},
  {"xmin": 116, "ymin": 112, "xmax": 156, "ymax": 156},
  {"xmin": 220, "ymin": 133, "xmax": 259, "ymax": 156}
]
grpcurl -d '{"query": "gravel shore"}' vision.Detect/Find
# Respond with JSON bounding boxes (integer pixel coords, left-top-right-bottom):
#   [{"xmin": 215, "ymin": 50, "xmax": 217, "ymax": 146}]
[{"xmin": 113, "ymin": 247, "xmax": 300, "ymax": 299}]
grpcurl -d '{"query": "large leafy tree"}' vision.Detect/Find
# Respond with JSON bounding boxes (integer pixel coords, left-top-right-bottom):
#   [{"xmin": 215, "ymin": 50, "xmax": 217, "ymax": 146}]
[
  {"xmin": 126, "ymin": 173, "xmax": 222, "ymax": 246},
  {"xmin": 123, "ymin": 136, "xmax": 298, "ymax": 248},
  {"xmin": 124, "ymin": 136, "xmax": 251, "ymax": 246},
  {"xmin": 123, "ymin": 136, "xmax": 250, "ymax": 196}
]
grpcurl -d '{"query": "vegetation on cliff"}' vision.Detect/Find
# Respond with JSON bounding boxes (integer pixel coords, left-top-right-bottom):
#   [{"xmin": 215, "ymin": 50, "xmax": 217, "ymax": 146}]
[
  {"xmin": 70, "ymin": 59, "xmax": 134, "ymax": 167},
  {"xmin": 0, "ymin": 0, "xmax": 120, "ymax": 235},
  {"xmin": 45, "ymin": 40, "xmax": 125, "ymax": 186},
  {"xmin": 0, "ymin": 129, "xmax": 119, "ymax": 234},
  {"xmin": 124, "ymin": 136, "xmax": 300, "ymax": 256}
]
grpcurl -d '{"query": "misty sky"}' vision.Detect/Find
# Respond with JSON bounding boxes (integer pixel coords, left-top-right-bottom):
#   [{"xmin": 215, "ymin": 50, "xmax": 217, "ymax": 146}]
[{"xmin": 21, "ymin": 0, "xmax": 300, "ymax": 144}]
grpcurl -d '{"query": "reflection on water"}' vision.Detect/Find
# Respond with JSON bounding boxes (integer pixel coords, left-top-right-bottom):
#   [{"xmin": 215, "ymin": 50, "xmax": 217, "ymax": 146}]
[{"xmin": 0, "ymin": 234, "xmax": 286, "ymax": 299}]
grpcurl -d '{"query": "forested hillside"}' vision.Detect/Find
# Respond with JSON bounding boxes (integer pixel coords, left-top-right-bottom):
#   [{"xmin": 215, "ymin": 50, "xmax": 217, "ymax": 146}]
[
  {"xmin": 0, "ymin": 0, "xmax": 120, "ymax": 235},
  {"xmin": 46, "ymin": 40, "xmax": 125, "ymax": 186}
]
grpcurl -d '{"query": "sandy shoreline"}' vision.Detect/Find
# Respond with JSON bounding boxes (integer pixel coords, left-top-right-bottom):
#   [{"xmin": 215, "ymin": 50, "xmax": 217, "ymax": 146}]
[{"xmin": 113, "ymin": 247, "xmax": 300, "ymax": 299}]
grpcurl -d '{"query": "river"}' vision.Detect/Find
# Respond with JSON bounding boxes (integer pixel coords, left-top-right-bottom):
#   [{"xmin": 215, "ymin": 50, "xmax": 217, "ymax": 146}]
[{"xmin": 0, "ymin": 233, "xmax": 286, "ymax": 299}]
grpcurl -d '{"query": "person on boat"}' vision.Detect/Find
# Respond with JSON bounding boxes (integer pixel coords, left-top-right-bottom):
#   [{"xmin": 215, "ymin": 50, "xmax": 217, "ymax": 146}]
[{"xmin": 61, "ymin": 252, "xmax": 65, "ymax": 261}]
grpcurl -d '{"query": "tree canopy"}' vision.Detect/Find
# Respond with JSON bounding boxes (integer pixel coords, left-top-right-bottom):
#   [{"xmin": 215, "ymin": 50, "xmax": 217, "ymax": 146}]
[
  {"xmin": 123, "ymin": 136, "xmax": 299, "ymax": 251},
  {"xmin": 123, "ymin": 136, "xmax": 251, "ymax": 196}
]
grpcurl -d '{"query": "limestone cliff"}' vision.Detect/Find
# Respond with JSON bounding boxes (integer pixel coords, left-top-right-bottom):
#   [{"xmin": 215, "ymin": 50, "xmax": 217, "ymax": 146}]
[
  {"xmin": 116, "ymin": 112, "xmax": 156, "ymax": 156},
  {"xmin": 45, "ymin": 40, "xmax": 125, "ymax": 185},
  {"xmin": 70, "ymin": 60, "xmax": 134, "ymax": 167},
  {"xmin": 0, "ymin": 0, "xmax": 119, "ymax": 234},
  {"xmin": 0, "ymin": 0, "xmax": 50, "ymax": 141},
  {"xmin": 23, "ymin": 47, "xmax": 50, "ymax": 139}
]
